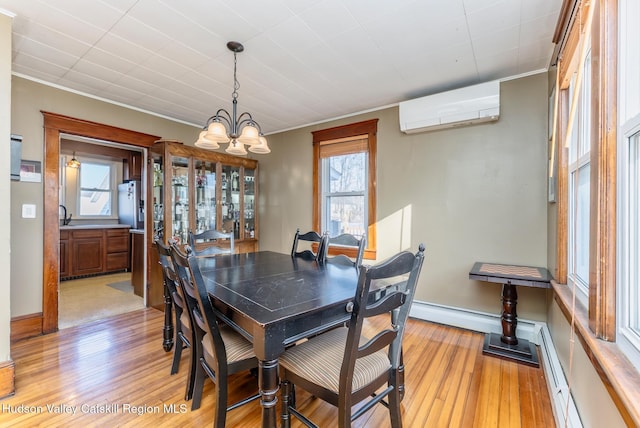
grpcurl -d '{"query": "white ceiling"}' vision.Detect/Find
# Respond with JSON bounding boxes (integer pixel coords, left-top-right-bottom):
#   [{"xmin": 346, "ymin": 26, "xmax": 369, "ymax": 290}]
[{"xmin": 0, "ymin": 0, "xmax": 562, "ymax": 135}]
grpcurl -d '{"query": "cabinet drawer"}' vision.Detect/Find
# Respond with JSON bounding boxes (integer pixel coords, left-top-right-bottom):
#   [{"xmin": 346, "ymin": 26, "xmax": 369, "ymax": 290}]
[
  {"xmin": 107, "ymin": 235, "xmax": 129, "ymax": 253},
  {"xmin": 106, "ymin": 228, "xmax": 129, "ymax": 237},
  {"xmin": 106, "ymin": 252, "xmax": 129, "ymax": 271},
  {"xmin": 60, "ymin": 230, "xmax": 69, "ymax": 240},
  {"xmin": 72, "ymin": 229, "xmax": 103, "ymax": 239}
]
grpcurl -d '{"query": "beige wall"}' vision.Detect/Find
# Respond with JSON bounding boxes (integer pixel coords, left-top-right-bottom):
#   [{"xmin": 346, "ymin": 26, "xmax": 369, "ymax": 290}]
[
  {"xmin": 259, "ymin": 73, "xmax": 549, "ymax": 319},
  {"xmin": 1, "ymin": 12, "xmax": 13, "ymax": 364},
  {"xmin": 9, "ymin": 76, "xmax": 201, "ymax": 317}
]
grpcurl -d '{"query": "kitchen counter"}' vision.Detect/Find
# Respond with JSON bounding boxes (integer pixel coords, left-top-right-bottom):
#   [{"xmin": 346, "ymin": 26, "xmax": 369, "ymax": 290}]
[{"xmin": 60, "ymin": 224, "xmax": 131, "ymax": 230}]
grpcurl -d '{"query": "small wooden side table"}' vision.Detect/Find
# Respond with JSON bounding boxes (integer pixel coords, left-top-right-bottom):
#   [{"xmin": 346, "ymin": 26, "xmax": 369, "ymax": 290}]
[{"xmin": 469, "ymin": 262, "xmax": 552, "ymax": 367}]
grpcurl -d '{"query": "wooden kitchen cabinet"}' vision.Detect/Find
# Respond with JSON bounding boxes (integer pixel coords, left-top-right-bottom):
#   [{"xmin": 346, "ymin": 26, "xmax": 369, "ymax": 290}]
[
  {"xmin": 71, "ymin": 229, "xmax": 104, "ymax": 276},
  {"xmin": 60, "ymin": 226, "xmax": 131, "ymax": 280},
  {"xmin": 106, "ymin": 228, "xmax": 131, "ymax": 271},
  {"xmin": 124, "ymin": 151, "xmax": 142, "ymax": 181}
]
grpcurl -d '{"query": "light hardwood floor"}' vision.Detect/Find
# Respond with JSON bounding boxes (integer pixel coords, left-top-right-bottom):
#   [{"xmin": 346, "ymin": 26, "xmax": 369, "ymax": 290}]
[{"xmin": 2, "ymin": 308, "xmax": 555, "ymax": 427}]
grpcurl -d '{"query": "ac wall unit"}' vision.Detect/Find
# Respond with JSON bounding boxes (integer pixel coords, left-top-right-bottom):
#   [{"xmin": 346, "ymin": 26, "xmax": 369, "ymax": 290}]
[{"xmin": 399, "ymin": 80, "xmax": 500, "ymax": 134}]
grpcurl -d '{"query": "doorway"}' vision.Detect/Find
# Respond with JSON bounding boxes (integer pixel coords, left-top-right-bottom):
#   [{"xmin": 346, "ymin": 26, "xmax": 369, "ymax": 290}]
[
  {"xmin": 42, "ymin": 112, "xmax": 160, "ymax": 334},
  {"xmin": 58, "ymin": 133, "xmax": 147, "ymax": 328}
]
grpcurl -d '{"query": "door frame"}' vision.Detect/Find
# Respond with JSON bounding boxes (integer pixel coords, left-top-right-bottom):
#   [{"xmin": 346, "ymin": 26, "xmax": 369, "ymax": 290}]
[{"xmin": 42, "ymin": 111, "xmax": 160, "ymax": 333}]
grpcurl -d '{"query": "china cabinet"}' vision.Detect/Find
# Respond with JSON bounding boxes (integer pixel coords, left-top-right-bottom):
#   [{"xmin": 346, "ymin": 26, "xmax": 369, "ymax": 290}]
[
  {"xmin": 149, "ymin": 140, "xmax": 258, "ymax": 251},
  {"xmin": 147, "ymin": 140, "xmax": 259, "ymax": 309}
]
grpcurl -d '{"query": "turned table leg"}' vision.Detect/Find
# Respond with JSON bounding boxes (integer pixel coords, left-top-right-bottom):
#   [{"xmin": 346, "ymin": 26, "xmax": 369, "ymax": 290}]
[
  {"xmin": 500, "ymin": 283, "xmax": 518, "ymax": 345},
  {"xmin": 162, "ymin": 282, "xmax": 174, "ymax": 352}
]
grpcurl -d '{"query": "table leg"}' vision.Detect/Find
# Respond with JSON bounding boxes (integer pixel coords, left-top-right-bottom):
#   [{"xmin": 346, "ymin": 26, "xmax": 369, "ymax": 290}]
[
  {"xmin": 482, "ymin": 282, "xmax": 540, "ymax": 367},
  {"xmin": 500, "ymin": 283, "xmax": 518, "ymax": 345},
  {"xmin": 162, "ymin": 282, "xmax": 174, "ymax": 352},
  {"xmin": 259, "ymin": 359, "xmax": 279, "ymax": 428}
]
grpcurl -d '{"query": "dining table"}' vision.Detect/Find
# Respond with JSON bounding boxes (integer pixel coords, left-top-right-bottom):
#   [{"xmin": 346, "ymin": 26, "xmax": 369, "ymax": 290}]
[{"xmin": 196, "ymin": 250, "xmax": 360, "ymax": 428}]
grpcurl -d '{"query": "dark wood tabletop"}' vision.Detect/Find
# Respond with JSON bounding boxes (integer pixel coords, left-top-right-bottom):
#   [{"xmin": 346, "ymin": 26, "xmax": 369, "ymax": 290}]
[
  {"xmin": 468, "ymin": 261, "xmax": 552, "ymax": 288},
  {"xmin": 197, "ymin": 250, "xmax": 359, "ymax": 428}
]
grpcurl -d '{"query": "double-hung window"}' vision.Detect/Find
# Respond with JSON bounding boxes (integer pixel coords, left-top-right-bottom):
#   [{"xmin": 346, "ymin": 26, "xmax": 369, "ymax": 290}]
[
  {"xmin": 79, "ymin": 161, "xmax": 114, "ymax": 216},
  {"xmin": 567, "ymin": 50, "xmax": 592, "ymax": 300},
  {"xmin": 312, "ymin": 119, "xmax": 377, "ymax": 259}
]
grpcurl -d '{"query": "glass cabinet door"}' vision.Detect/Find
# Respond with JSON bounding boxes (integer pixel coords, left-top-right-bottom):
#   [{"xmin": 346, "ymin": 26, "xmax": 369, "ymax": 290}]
[
  {"xmin": 171, "ymin": 156, "xmax": 189, "ymax": 244},
  {"xmin": 194, "ymin": 159, "xmax": 216, "ymax": 234},
  {"xmin": 243, "ymin": 167, "xmax": 256, "ymax": 239},
  {"xmin": 222, "ymin": 165, "xmax": 241, "ymax": 238},
  {"xmin": 151, "ymin": 153, "xmax": 164, "ymax": 239}
]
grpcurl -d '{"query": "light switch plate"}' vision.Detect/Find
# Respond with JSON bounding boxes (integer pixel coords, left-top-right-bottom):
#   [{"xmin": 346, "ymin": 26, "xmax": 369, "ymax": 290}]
[{"xmin": 22, "ymin": 204, "xmax": 36, "ymax": 218}]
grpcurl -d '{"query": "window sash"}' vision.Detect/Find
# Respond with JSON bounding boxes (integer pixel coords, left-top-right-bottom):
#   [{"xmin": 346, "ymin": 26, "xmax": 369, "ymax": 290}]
[
  {"xmin": 320, "ymin": 150, "xmax": 368, "ymax": 239},
  {"xmin": 78, "ymin": 160, "xmax": 115, "ymax": 217}
]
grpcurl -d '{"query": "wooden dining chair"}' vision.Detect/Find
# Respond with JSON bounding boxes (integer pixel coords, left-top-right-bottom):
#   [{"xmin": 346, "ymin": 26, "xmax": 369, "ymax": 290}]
[
  {"xmin": 291, "ymin": 228, "xmax": 326, "ymax": 262},
  {"xmin": 279, "ymin": 244, "xmax": 426, "ymax": 428},
  {"xmin": 188, "ymin": 229, "xmax": 234, "ymax": 257},
  {"xmin": 321, "ymin": 233, "xmax": 366, "ymax": 268},
  {"xmin": 154, "ymin": 238, "xmax": 194, "ymax": 394},
  {"xmin": 170, "ymin": 243, "xmax": 260, "ymax": 427}
]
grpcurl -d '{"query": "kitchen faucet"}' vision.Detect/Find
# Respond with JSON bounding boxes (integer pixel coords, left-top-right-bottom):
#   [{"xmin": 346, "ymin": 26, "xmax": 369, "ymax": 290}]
[{"xmin": 59, "ymin": 204, "xmax": 72, "ymax": 226}]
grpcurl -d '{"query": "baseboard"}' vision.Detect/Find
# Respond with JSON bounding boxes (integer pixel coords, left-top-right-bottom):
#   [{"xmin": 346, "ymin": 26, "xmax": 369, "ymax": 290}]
[
  {"xmin": 410, "ymin": 300, "xmax": 582, "ymax": 428},
  {"xmin": 0, "ymin": 360, "xmax": 15, "ymax": 398},
  {"xmin": 11, "ymin": 312, "xmax": 43, "ymax": 342}
]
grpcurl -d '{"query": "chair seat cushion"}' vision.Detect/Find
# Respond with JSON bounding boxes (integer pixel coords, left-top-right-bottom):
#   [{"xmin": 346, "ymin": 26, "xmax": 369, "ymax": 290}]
[
  {"xmin": 279, "ymin": 327, "xmax": 390, "ymax": 393},
  {"xmin": 202, "ymin": 325, "xmax": 255, "ymax": 367}
]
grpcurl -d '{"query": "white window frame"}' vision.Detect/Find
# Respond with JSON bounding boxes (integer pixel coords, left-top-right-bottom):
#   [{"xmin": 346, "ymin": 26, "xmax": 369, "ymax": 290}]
[
  {"xmin": 76, "ymin": 158, "xmax": 118, "ymax": 220},
  {"xmin": 320, "ymin": 152, "xmax": 369, "ymax": 238},
  {"xmin": 567, "ymin": 49, "xmax": 592, "ymax": 302}
]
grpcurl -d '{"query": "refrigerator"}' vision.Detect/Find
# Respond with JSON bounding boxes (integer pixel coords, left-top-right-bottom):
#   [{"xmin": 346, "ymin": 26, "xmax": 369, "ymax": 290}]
[{"xmin": 118, "ymin": 181, "xmax": 144, "ymax": 229}]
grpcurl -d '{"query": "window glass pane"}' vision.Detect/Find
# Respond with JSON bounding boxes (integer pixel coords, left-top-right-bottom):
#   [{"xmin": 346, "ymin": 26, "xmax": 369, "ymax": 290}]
[
  {"xmin": 80, "ymin": 163, "xmax": 110, "ymax": 190},
  {"xmin": 328, "ymin": 153, "xmax": 366, "ymax": 193},
  {"xmin": 630, "ymin": 132, "xmax": 640, "ymax": 333},
  {"xmin": 575, "ymin": 163, "xmax": 590, "ymax": 284},
  {"xmin": 80, "ymin": 190, "xmax": 111, "ymax": 216},
  {"xmin": 79, "ymin": 162, "xmax": 112, "ymax": 216},
  {"xmin": 325, "ymin": 195, "xmax": 365, "ymax": 237}
]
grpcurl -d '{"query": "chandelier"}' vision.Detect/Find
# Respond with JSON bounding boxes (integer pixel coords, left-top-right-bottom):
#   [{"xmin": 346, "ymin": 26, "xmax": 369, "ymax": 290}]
[{"xmin": 195, "ymin": 41, "xmax": 270, "ymax": 155}]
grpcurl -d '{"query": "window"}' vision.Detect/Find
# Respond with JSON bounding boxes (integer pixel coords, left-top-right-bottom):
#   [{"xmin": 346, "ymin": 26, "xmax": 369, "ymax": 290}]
[
  {"xmin": 618, "ymin": 0, "xmax": 640, "ymax": 369},
  {"xmin": 79, "ymin": 161, "xmax": 114, "ymax": 216},
  {"xmin": 619, "ymin": 127, "xmax": 640, "ymax": 369},
  {"xmin": 567, "ymin": 50, "xmax": 592, "ymax": 299},
  {"xmin": 313, "ymin": 119, "xmax": 377, "ymax": 258},
  {"xmin": 321, "ymin": 142, "xmax": 367, "ymax": 237}
]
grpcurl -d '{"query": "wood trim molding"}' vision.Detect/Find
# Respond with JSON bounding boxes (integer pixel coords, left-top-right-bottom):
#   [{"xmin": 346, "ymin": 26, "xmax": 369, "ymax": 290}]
[
  {"xmin": 555, "ymin": 88, "xmax": 569, "ymax": 284},
  {"xmin": 0, "ymin": 360, "xmax": 15, "ymax": 399},
  {"xmin": 42, "ymin": 112, "xmax": 161, "ymax": 334},
  {"xmin": 588, "ymin": 0, "xmax": 617, "ymax": 340},
  {"xmin": 10, "ymin": 313, "xmax": 43, "ymax": 342}
]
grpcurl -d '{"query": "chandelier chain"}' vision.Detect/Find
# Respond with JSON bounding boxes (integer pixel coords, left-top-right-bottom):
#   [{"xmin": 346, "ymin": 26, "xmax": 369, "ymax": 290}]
[{"xmin": 232, "ymin": 52, "xmax": 240, "ymax": 100}]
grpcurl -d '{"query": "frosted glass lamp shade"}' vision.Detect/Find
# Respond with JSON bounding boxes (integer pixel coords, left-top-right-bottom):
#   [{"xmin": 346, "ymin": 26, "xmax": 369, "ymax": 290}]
[
  {"xmin": 204, "ymin": 121, "xmax": 231, "ymax": 144},
  {"xmin": 225, "ymin": 140, "xmax": 247, "ymax": 155},
  {"xmin": 237, "ymin": 124, "xmax": 261, "ymax": 146},
  {"xmin": 195, "ymin": 130, "xmax": 220, "ymax": 149},
  {"xmin": 249, "ymin": 136, "xmax": 271, "ymax": 154}
]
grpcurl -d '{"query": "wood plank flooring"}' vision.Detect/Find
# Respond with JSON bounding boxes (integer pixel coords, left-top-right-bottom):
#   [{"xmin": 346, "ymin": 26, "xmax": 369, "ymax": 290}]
[{"xmin": 1, "ymin": 308, "xmax": 555, "ymax": 427}]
